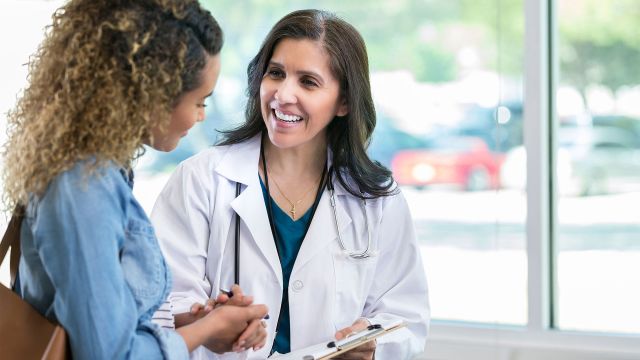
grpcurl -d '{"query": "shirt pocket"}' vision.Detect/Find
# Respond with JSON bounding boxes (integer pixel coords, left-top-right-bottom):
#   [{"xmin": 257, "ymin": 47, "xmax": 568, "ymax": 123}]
[
  {"xmin": 121, "ymin": 218, "xmax": 164, "ymax": 311},
  {"xmin": 332, "ymin": 250, "xmax": 379, "ymax": 331}
]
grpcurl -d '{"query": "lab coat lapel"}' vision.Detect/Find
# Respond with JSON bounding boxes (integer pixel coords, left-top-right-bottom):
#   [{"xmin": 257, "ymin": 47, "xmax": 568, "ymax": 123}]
[
  {"xmin": 293, "ymin": 185, "xmax": 352, "ymax": 273},
  {"xmin": 231, "ymin": 181, "xmax": 283, "ymax": 288},
  {"xmin": 216, "ymin": 135, "xmax": 283, "ymax": 288}
]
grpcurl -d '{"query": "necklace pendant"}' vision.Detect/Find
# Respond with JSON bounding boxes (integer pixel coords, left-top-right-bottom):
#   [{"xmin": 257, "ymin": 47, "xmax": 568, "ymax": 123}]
[{"xmin": 290, "ymin": 205, "xmax": 296, "ymax": 220}]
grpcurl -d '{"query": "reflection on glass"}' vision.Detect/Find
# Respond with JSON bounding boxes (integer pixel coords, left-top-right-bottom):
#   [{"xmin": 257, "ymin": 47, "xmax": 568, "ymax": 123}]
[{"xmin": 557, "ymin": 0, "xmax": 640, "ymax": 334}]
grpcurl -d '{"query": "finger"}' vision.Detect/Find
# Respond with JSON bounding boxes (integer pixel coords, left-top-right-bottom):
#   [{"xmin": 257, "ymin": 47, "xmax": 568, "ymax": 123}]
[
  {"xmin": 224, "ymin": 294, "xmax": 253, "ymax": 307},
  {"xmin": 237, "ymin": 319, "xmax": 262, "ymax": 349},
  {"xmin": 334, "ymin": 325, "xmax": 356, "ymax": 340},
  {"xmin": 341, "ymin": 341, "xmax": 376, "ymax": 359},
  {"xmin": 245, "ymin": 304, "xmax": 269, "ymax": 321},
  {"xmin": 240, "ymin": 295, "xmax": 253, "ymax": 306},
  {"xmin": 351, "ymin": 318, "xmax": 370, "ymax": 331},
  {"xmin": 231, "ymin": 284, "xmax": 244, "ymax": 299},
  {"xmin": 190, "ymin": 303, "xmax": 204, "ymax": 314},
  {"xmin": 214, "ymin": 293, "xmax": 229, "ymax": 305},
  {"xmin": 253, "ymin": 324, "xmax": 268, "ymax": 351},
  {"xmin": 232, "ymin": 319, "xmax": 260, "ymax": 352},
  {"xmin": 204, "ymin": 298, "xmax": 217, "ymax": 312}
]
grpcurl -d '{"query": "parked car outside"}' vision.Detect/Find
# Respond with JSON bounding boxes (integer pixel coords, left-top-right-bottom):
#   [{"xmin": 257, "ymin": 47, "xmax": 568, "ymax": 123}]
[
  {"xmin": 456, "ymin": 101, "xmax": 523, "ymax": 153},
  {"xmin": 391, "ymin": 135, "xmax": 505, "ymax": 191},
  {"xmin": 368, "ymin": 111, "xmax": 429, "ymax": 169},
  {"xmin": 500, "ymin": 122, "xmax": 640, "ymax": 196}
]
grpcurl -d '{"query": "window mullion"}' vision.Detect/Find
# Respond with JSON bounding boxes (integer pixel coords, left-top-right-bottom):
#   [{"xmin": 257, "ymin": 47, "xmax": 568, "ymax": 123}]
[{"xmin": 524, "ymin": 0, "xmax": 554, "ymax": 332}]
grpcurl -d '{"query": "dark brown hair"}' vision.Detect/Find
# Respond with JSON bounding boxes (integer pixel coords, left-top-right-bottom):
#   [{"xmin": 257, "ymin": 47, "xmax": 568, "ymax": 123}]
[{"xmin": 220, "ymin": 9, "xmax": 395, "ymax": 198}]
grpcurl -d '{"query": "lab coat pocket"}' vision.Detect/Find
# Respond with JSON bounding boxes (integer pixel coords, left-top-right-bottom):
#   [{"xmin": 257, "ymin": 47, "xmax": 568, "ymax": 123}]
[
  {"xmin": 332, "ymin": 250, "xmax": 378, "ymax": 330},
  {"xmin": 121, "ymin": 218, "xmax": 164, "ymax": 309}
]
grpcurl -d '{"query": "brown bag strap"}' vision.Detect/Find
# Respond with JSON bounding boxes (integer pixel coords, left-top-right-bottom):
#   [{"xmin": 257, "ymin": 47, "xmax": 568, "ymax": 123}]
[{"xmin": 0, "ymin": 206, "xmax": 25, "ymax": 288}]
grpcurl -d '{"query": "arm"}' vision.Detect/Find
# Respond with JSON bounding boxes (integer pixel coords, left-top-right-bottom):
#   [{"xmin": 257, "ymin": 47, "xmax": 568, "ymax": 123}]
[
  {"xmin": 151, "ymin": 159, "xmax": 268, "ymax": 353},
  {"xmin": 33, "ymin": 167, "xmax": 187, "ymax": 359},
  {"xmin": 360, "ymin": 191, "xmax": 430, "ymax": 359},
  {"xmin": 151, "ymin": 161, "xmax": 214, "ymax": 315}
]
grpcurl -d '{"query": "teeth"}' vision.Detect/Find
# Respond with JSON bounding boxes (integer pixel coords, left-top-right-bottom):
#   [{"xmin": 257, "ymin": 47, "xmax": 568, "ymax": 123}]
[{"xmin": 275, "ymin": 109, "xmax": 302, "ymax": 122}]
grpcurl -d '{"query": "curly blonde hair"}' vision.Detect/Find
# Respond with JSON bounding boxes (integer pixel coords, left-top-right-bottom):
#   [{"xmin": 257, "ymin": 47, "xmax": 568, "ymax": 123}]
[{"xmin": 2, "ymin": 0, "xmax": 223, "ymax": 210}]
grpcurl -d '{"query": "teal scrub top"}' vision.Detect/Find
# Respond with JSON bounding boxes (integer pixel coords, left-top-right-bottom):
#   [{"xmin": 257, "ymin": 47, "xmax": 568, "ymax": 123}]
[{"xmin": 259, "ymin": 177, "xmax": 314, "ymax": 354}]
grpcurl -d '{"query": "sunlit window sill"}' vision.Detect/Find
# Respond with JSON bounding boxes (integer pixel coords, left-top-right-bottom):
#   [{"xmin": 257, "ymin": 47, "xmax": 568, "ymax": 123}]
[{"xmin": 417, "ymin": 321, "xmax": 640, "ymax": 360}]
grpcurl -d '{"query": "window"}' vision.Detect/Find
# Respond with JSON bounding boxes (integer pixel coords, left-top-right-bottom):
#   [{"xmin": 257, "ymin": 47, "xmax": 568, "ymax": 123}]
[
  {"xmin": 556, "ymin": 0, "xmax": 640, "ymax": 334},
  {"xmin": 2, "ymin": 0, "xmax": 640, "ymax": 358}
]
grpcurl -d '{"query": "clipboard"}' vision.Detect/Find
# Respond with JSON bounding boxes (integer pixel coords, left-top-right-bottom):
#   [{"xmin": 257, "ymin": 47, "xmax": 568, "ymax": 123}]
[{"xmin": 270, "ymin": 319, "xmax": 406, "ymax": 360}]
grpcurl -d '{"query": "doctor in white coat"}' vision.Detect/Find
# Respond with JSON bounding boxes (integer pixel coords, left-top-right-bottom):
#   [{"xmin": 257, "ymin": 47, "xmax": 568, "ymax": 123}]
[{"xmin": 152, "ymin": 9, "xmax": 429, "ymax": 360}]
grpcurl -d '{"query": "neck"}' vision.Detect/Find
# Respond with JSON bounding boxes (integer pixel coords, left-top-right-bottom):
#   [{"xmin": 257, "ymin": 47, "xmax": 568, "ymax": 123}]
[{"xmin": 263, "ymin": 138, "xmax": 327, "ymax": 178}]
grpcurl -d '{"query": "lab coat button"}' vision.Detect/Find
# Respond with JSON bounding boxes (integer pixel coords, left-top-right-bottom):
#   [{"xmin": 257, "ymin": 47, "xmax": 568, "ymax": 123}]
[{"xmin": 292, "ymin": 280, "xmax": 304, "ymax": 291}]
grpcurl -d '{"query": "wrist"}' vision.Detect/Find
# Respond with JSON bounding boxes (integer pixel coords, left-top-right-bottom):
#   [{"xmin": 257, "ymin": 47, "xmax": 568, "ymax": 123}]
[{"xmin": 177, "ymin": 322, "xmax": 205, "ymax": 352}]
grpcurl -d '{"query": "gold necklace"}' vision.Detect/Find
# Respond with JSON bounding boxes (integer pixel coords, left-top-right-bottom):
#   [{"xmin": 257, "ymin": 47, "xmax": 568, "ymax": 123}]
[{"xmin": 267, "ymin": 167, "xmax": 319, "ymax": 220}]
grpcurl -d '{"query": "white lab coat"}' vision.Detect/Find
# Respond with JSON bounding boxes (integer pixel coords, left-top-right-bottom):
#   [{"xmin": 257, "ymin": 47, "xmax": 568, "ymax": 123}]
[{"xmin": 151, "ymin": 135, "xmax": 430, "ymax": 359}]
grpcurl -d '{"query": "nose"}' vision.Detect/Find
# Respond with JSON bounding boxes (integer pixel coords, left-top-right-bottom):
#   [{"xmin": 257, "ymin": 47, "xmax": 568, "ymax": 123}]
[
  {"xmin": 274, "ymin": 78, "xmax": 297, "ymax": 105},
  {"xmin": 197, "ymin": 107, "xmax": 205, "ymax": 123}
]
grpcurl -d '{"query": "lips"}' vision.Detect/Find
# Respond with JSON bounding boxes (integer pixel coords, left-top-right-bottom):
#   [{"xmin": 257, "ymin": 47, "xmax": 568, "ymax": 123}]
[{"xmin": 274, "ymin": 108, "xmax": 303, "ymax": 123}]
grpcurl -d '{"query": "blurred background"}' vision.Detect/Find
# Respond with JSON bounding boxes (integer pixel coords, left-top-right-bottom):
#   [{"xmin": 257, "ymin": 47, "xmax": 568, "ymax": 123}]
[{"xmin": 1, "ymin": 0, "xmax": 639, "ymax": 359}]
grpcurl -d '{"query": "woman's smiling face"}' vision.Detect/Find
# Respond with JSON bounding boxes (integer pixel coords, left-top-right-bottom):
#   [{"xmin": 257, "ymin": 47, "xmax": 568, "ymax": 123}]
[{"xmin": 260, "ymin": 38, "xmax": 348, "ymax": 151}]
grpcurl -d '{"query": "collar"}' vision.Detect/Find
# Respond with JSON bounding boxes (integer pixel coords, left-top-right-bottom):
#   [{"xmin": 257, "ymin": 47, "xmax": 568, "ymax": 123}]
[{"xmin": 214, "ymin": 134, "xmax": 350, "ymax": 196}]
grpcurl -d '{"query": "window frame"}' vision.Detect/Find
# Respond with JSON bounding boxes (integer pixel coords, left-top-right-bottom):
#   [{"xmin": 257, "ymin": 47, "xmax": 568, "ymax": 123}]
[{"xmin": 421, "ymin": 0, "xmax": 640, "ymax": 357}]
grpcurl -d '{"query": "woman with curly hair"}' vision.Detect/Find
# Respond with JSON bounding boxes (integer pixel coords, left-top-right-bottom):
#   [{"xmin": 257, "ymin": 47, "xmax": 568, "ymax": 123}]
[{"xmin": 2, "ymin": 0, "xmax": 268, "ymax": 358}]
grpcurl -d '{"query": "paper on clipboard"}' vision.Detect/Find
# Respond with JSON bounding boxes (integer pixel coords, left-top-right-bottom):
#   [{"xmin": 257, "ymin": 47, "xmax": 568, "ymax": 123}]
[{"xmin": 270, "ymin": 319, "xmax": 406, "ymax": 360}]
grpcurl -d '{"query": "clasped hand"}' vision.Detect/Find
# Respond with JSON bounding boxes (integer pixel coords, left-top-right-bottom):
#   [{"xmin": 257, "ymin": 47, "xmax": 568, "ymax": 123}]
[{"xmin": 185, "ymin": 285, "xmax": 268, "ymax": 354}]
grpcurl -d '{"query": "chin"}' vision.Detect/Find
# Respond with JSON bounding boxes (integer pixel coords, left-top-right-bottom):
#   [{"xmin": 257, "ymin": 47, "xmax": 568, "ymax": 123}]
[{"xmin": 152, "ymin": 141, "xmax": 178, "ymax": 152}]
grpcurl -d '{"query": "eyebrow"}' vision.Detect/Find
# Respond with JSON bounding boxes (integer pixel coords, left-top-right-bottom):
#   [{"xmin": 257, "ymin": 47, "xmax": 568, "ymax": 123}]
[
  {"xmin": 268, "ymin": 61, "xmax": 325, "ymax": 85},
  {"xmin": 202, "ymin": 91, "xmax": 213, "ymax": 99}
]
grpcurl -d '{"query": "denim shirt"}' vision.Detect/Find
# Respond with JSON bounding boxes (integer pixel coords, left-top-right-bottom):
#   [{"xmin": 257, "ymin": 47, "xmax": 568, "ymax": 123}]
[{"xmin": 16, "ymin": 161, "xmax": 188, "ymax": 359}]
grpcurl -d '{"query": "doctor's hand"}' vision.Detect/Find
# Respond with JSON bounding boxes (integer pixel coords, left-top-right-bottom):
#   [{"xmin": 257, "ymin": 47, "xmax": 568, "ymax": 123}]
[
  {"xmin": 176, "ymin": 285, "xmax": 256, "ymax": 328},
  {"xmin": 333, "ymin": 318, "xmax": 376, "ymax": 360},
  {"xmin": 216, "ymin": 285, "xmax": 267, "ymax": 353},
  {"xmin": 217, "ymin": 284, "xmax": 255, "ymax": 307},
  {"xmin": 200, "ymin": 303, "xmax": 269, "ymax": 354},
  {"xmin": 176, "ymin": 303, "xmax": 268, "ymax": 353}
]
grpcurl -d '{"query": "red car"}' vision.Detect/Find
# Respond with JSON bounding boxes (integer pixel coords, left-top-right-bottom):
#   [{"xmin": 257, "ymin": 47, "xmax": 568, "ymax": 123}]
[{"xmin": 391, "ymin": 136, "xmax": 505, "ymax": 191}]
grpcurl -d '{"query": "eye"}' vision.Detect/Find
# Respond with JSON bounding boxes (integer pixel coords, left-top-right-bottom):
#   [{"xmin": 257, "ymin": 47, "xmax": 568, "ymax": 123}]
[
  {"xmin": 197, "ymin": 103, "xmax": 208, "ymax": 108},
  {"xmin": 301, "ymin": 77, "xmax": 319, "ymax": 87},
  {"xmin": 266, "ymin": 68, "xmax": 284, "ymax": 79}
]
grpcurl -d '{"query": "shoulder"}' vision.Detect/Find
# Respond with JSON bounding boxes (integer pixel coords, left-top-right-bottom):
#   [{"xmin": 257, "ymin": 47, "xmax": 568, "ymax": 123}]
[
  {"xmin": 28, "ymin": 160, "xmax": 131, "ymax": 241},
  {"xmin": 178, "ymin": 144, "xmax": 232, "ymax": 173},
  {"xmin": 46, "ymin": 160, "xmax": 130, "ymax": 202},
  {"xmin": 174, "ymin": 136, "xmax": 260, "ymax": 184},
  {"xmin": 169, "ymin": 144, "xmax": 235, "ymax": 187}
]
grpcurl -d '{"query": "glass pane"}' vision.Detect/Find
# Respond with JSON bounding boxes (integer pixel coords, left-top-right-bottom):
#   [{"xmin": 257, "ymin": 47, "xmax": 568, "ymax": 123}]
[
  {"xmin": 362, "ymin": 0, "xmax": 527, "ymax": 325},
  {"xmin": 556, "ymin": 0, "xmax": 640, "ymax": 334},
  {"xmin": 143, "ymin": 0, "xmax": 527, "ymax": 325}
]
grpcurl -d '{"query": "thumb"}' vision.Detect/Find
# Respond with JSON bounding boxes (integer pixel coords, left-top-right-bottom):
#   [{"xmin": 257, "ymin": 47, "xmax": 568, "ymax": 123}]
[
  {"xmin": 334, "ymin": 325, "xmax": 355, "ymax": 340},
  {"xmin": 245, "ymin": 304, "xmax": 268, "ymax": 320}
]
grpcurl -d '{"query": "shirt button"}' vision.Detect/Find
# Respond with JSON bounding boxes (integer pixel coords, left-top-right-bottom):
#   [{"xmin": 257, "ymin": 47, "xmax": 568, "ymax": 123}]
[{"xmin": 292, "ymin": 280, "xmax": 304, "ymax": 291}]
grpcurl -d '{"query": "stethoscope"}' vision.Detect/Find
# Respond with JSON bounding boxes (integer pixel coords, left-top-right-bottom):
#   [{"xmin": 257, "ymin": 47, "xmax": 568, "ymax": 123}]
[
  {"xmin": 326, "ymin": 167, "xmax": 375, "ymax": 260},
  {"xmin": 232, "ymin": 165, "xmax": 376, "ymax": 284}
]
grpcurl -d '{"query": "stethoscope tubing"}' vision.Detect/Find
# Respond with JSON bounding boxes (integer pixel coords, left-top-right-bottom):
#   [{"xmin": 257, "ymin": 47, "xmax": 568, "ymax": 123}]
[{"xmin": 233, "ymin": 166, "xmax": 376, "ymax": 285}]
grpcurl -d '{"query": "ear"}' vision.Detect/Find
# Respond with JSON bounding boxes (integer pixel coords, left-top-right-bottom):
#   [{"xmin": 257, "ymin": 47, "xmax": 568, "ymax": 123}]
[{"xmin": 336, "ymin": 98, "xmax": 349, "ymax": 117}]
